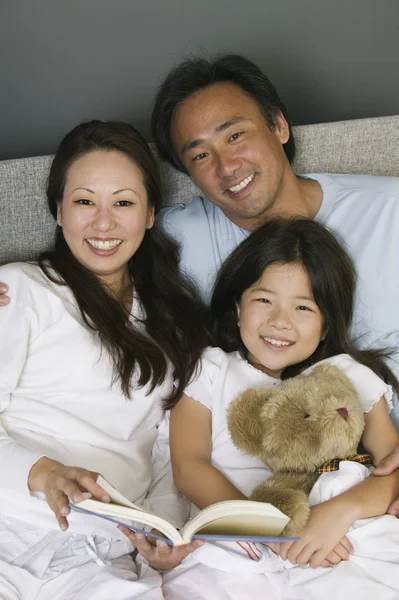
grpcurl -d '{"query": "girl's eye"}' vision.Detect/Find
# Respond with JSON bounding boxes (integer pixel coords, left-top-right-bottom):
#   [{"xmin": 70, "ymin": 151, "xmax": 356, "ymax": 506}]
[
  {"xmin": 297, "ymin": 305, "xmax": 312, "ymax": 311},
  {"xmin": 257, "ymin": 298, "xmax": 270, "ymax": 304}
]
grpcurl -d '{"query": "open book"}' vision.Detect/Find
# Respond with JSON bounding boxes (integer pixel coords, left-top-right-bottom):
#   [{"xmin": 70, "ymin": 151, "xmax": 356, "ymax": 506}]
[{"xmin": 70, "ymin": 476, "xmax": 298, "ymax": 546}]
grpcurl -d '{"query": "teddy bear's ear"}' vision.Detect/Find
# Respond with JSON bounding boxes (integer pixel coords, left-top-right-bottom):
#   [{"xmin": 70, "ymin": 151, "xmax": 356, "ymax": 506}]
[{"xmin": 227, "ymin": 388, "xmax": 270, "ymax": 457}]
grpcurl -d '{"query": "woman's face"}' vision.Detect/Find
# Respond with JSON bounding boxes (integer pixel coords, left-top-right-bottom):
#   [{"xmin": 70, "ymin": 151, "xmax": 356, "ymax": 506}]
[
  {"xmin": 57, "ymin": 150, "xmax": 154, "ymax": 293},
  {"xmin": 237, "ymin": 262, "xmax": 325, "ymax": 379}
]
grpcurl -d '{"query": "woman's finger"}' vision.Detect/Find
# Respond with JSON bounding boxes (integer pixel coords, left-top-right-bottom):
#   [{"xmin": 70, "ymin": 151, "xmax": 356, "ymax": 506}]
[
  {"xmin": 75, "ymin": 470, "xmax": 110, "ymax": 502},
  {"xmin": 46, "ymin": 492, "xmax": 69, "ymax": 531}
]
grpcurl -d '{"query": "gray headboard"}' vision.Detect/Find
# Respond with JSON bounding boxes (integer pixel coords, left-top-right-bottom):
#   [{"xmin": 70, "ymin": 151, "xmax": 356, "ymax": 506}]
[{"xmin": 1, "ymin": 115, "xmax": 398, "ymax": 264}]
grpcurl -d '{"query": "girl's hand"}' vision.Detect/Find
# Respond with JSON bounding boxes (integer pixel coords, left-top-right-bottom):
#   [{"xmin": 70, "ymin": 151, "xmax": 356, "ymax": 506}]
[
  {"xmin": 28, "ymin": 457, "xmax": 110, "ymax": 531},
  {"xmin": 266, "ymin": 537, "xmax": 353, "ymax": 568},
  {"xmin": 373, "ymin": 443, "xmax": 399, "ymax": 515},
  {"xmin": 119, "ymin": 527, "xmax": 204, "ymax": 571},
  {"xmin": 278, "ymin": 502, "xmax": 355, "ymax": 568}
]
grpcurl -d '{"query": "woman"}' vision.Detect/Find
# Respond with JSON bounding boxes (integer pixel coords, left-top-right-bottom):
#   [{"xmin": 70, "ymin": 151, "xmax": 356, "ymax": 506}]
[{"xmin": 0, "ymin": 120, "xmax": 209, "ymax": 599}]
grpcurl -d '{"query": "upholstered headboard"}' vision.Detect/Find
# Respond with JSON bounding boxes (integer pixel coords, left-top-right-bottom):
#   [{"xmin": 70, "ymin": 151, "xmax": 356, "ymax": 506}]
[{"xmin": 1, "ymin": 115, "xmax": 398, "ymax": 264}]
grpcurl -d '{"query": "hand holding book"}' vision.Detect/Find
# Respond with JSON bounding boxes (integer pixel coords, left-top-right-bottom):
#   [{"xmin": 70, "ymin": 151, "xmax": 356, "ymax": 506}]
[{"xmin": 70, "ymin": 476, "xmax": 298, "ymax": 546}]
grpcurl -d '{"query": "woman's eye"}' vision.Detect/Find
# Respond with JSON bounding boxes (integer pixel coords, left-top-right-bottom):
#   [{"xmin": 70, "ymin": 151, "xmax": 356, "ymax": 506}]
[
  {"xmin": 297, "ymin": 305, "xmax": 311, "ymax": 311},
  {"xmin": 257, "ymin": 298, "xmax": 270, "ymax": 304},
  {"xmin": 116, "ymin": 201, "xmax": 133, "ymax": 207},
  {"xmin": 75, "ymin": 199, "xmax": 93, "ymax": 205}
]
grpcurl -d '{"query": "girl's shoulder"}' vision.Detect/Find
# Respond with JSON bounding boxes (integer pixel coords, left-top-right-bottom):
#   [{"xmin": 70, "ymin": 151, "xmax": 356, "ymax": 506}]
[{"xmin": 305, "ymin": 354, "xmax": 393, "ymax": 413}]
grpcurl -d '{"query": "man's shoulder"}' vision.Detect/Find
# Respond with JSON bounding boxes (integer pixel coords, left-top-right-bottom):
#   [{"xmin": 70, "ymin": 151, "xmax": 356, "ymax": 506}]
[
  {"xmin": 310, "ymin": 173, "xmax": 399, "ymax": 198},
  {"xmin": 157, "ymin": 197, "xmax": 209, "ymax": 227}
]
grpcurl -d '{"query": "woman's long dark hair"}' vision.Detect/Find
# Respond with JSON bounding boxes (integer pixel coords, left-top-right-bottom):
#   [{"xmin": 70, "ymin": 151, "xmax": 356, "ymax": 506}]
[
  {"xmin": 39, "ymin": 120, "xmax": 210, "ymax": 406},
  {"xmin": 211, "ymin": 218, "xmax": 399, "ymax": 394}
]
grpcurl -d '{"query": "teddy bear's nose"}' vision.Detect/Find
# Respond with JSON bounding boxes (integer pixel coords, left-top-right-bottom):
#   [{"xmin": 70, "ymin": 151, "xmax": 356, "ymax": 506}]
[{"xmin": 336, "ymin": 407, "xmax": 349, "ymax": 421}]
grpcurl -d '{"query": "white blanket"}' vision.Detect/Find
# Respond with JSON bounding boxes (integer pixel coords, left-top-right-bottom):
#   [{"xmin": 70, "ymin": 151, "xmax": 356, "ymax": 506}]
[{"xmin": 163, "ymin": 462, "xmax": 399, "ymax": 600}]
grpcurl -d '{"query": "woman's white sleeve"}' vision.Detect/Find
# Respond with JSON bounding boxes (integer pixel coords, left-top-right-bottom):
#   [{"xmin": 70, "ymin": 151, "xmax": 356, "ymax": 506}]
[
  {"xmin": 0, "ymin": 301, "xmax": 45, "ymax": 493},
  {"xmin": 144, "ymin": 413, "xmax": 190, "ymax": 529}
]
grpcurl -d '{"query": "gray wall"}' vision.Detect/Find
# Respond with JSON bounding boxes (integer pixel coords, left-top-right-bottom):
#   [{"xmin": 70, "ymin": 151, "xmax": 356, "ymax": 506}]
[{"xmin": 1, "ymin": 0, "xmax": 398, "ymax": 161}]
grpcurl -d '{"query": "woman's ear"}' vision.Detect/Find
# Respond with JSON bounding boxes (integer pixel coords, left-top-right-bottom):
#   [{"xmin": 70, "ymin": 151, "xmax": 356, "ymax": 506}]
[
  {"xmin": 146, "ymin": 206, "xmax": 155, "ymax": 230},
  {"xmin": 57, "ymin": 204, "xmax": 62, "ymax": 227}
]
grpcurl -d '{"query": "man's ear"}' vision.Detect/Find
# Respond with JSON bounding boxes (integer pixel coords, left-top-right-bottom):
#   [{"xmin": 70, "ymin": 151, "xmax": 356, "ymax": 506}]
[
  {"xmin": 274, "ymin": 110, "xmax": 290, "ymax": 145},
  {"xmin": 56, "ymin": 204, "xmax": 62, "ymax": 227}
]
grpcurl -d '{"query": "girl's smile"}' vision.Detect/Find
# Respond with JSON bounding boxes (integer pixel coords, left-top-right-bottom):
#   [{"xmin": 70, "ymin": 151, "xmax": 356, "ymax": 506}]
[{"xmin": 237, "ymin": 262, "xmax": 325, "ymax": 379}]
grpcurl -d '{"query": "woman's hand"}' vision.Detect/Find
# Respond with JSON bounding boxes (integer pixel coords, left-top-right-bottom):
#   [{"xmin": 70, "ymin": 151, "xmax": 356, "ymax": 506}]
[
  {"xmin": 28, "ymin": 456, "xmax": 110, "ymax": 530},
  {"xmin": 119, "ymin": 527, "xmax": 204, "ymax": 571},
  {"xmin": 278, "ymin": 501, "xmax": 355, "ymax": 568}
]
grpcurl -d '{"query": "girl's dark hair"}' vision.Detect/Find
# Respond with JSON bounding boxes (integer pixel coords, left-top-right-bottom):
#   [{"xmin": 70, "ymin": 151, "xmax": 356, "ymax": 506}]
[
  {"xmin": 211, "ymin": 218, "xmax": 399, "ymax": 395},
  {"xmin": 39, "ymin": 120, "xmax": 210, "ymax": 407},
  {"xmin": 151, "ymin": 53, "xmax": 295, "ymax": 174}
]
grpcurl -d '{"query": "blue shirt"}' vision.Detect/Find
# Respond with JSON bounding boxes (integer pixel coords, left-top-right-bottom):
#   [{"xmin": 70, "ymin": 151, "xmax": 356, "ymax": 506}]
[{"xmin": 156, "ymin": 173, "xmax": 399, "ymax": 428}]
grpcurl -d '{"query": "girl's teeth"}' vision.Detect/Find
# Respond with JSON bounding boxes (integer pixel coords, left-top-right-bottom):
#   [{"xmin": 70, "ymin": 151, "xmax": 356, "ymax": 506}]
[
  {"xmin": 263, "ymin": 337, "xmax": 291, "ymax": 347},
  {"xmin": 229, "ymin": 174, "xmax": 254, "ymax": 193},
  {"xmin": 87, "ymin": 239, "xmax": 122, "ymax": 250}
]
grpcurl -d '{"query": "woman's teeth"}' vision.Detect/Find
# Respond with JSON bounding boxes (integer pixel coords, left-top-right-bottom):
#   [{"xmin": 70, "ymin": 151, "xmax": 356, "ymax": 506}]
[{"xmin": 87, "ymin": 239, "xmax": 122, "ymax": 250}]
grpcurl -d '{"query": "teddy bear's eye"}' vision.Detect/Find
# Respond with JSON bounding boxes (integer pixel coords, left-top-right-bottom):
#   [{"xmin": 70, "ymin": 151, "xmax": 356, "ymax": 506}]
[{"xmin": 304, "ymin": 413, "xmax": 310, "ymax": 419}]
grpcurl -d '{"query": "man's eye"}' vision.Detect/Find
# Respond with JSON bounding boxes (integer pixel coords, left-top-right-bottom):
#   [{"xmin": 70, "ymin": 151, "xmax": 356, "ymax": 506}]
[
  {"xmin": 193, "ymin": 153, "xmax": 207, "ymax": 161},
  {"xmin": 229, "ymin": 132, "xmax": 243, "ymax": 142}
]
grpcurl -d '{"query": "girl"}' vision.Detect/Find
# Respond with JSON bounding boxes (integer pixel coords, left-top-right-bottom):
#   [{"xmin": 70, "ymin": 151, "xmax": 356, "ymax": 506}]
[
  {"xmin": 162, "ymin": 218, "xmax": 399, "ymax": 600},
  {"xmin": 0, "ymin": 120, "xmax": 210, "ymax": 599}
]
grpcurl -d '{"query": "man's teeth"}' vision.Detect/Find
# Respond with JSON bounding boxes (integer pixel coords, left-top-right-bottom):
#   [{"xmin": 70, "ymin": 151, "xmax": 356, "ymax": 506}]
[
  {"xmin": 87, "ymin": 239, "xmax": 122, "ymax": 250},
  {"xmin": 228, "ymin": 173, "xmax": 255, "ymax": 193},
  {"xmin": 263, "ymin": 337, "xmax": 292, "ymax": 347}
]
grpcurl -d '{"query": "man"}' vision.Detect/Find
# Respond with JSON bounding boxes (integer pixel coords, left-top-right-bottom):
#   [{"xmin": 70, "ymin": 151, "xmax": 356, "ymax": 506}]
[
  {"xmin": 1, "ymin": 54, "xmax": 399, "ymax": 506},
  {"xmin": 153, "ymin": 54, "xmax": 399, "ymax": 507}
]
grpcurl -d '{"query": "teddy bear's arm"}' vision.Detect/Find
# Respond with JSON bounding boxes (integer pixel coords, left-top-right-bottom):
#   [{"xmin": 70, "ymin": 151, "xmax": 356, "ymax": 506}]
[{"xmin": 250, "ymin": 473, "xmax": 318, "ymax": 536}]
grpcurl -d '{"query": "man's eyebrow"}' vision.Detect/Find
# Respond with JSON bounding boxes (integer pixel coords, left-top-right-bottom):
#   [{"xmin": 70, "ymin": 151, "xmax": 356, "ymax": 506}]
[{"xmin": 181, "ymin": 116, "xmax": 248, "ymax": 155}]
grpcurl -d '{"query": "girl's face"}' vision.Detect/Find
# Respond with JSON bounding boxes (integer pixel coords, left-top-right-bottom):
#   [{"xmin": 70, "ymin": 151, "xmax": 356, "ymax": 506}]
[
  {"xmin": 57, "ymin": 150, "xmax": 155, "ymax": 295},
  {"xmin": 237, "ymin": 262, "xmax": 325, "ymax": 379}
]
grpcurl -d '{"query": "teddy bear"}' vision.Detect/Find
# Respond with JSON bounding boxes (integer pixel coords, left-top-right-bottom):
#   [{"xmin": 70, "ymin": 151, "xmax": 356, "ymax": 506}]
[{"xmin": 227, "ymin": 364, "xmax": 370, "ymax": 537}]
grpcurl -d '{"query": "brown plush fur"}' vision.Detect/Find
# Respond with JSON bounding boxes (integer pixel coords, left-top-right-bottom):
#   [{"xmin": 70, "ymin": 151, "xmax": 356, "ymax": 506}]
[{"xmin": 227, "ymin": 364, "xmax": 365, "ymax": 536}]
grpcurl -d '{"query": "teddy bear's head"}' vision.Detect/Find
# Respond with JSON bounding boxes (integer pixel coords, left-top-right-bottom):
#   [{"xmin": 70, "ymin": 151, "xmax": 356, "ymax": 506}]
[{"xmin": 227, "ymin": 364, "xmax": 365, "ymax": 473}]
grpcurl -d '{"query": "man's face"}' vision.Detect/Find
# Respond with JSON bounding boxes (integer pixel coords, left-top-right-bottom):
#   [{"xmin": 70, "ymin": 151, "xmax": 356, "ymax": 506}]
[{"xmin": 171, "ymin": 82, "xmax": 291, "ymax": 230}]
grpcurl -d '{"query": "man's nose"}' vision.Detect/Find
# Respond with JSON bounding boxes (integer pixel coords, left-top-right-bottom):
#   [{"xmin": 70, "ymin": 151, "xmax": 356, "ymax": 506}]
[{"xmin": 215, "ymin": 152, "xmax": 242, "ymax": 178}]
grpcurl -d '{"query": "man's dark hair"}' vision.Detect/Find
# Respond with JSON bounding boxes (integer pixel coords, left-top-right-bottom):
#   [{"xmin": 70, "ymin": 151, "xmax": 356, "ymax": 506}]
[
  {"xmin": 211, "ymin": 218, "xmax": 399, "ymax": 395},
  {"xmin": 151, "ymin": 54, "xmax": 296, "ymax": 173},
  {"xmin": 40, "ymin": 120, "xmax": 210, "ymax": 406}
]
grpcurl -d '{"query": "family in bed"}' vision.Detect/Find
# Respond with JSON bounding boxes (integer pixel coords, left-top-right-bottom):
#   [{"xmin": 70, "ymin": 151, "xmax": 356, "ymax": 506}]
[{"xmin": 0, "ymin": 54, "xmax": 399, "ymax": 600}]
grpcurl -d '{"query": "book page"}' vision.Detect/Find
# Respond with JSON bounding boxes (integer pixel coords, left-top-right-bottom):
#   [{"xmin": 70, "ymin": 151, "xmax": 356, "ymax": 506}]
[{"xmin": 96, "ymin": 476, "xmax": 148, "ymax": 512}]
